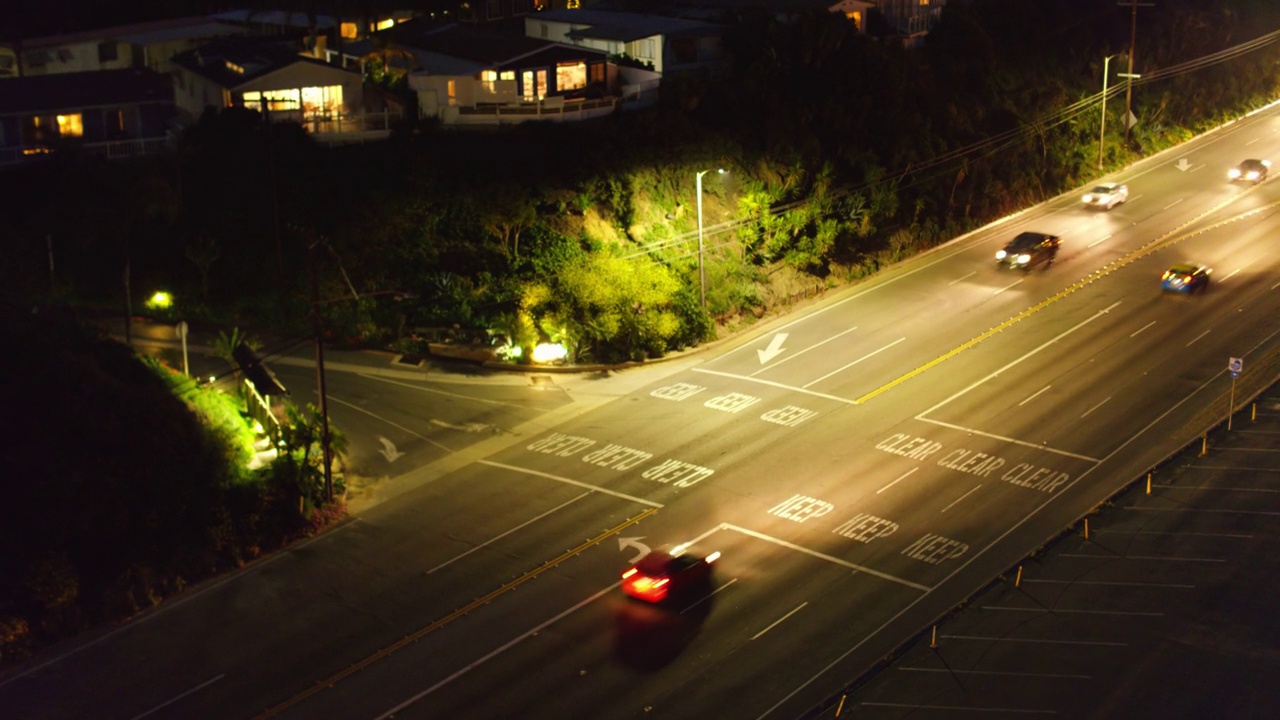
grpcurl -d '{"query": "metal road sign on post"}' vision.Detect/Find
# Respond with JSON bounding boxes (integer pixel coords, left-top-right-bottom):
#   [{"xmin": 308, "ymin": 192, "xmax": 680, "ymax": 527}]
[
  {"xmin": 1229, "ymin": 357, "xmax": 1243, "ymax": 379},
  {"xmin": 1228, "ymin": 357, "xmax": 1243, "ymax": 430}
]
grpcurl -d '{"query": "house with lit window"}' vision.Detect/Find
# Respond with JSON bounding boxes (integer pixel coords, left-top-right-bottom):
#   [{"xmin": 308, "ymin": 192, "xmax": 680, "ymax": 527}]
[
  {"xmin": 0, "ymin": 16, "xmax": 247, "ymax": 80},
  {"xmin": 525, "ymin": 9, "xmax": 724, "ymax": 76},
  {"xmin": 357, "ymin": 21, "xmax": 624, "ymax": 127},
  {"xmin": 169, "ymin": 38, "xmax": 363, "ymax": 131},
  {"xmin": 0, "ymin": 68, "xmax": 176, "ymax": 165}
]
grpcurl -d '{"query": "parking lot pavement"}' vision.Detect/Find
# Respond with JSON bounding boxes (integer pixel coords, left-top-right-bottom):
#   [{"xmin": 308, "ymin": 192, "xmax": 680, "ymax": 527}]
[{"xmin": 820, "ymin": 391, "xmax": 1280, "ymax": 720}]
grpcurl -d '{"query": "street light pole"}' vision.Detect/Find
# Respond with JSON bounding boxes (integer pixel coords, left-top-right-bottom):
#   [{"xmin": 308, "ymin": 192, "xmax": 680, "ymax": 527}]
[
  {"xmin": 695, "ymin": 168, "xmax": 724, "ymax": 310},
  {"xmin": 308, "ymin": 242, "xmax": 334, "ymax": 503},
  {"xmin": 1098, "ymin": 54, "xmax": 1118, "ymax": 170}
]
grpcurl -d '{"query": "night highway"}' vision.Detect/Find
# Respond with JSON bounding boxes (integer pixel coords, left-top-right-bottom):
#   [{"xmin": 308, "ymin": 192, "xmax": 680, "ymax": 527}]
[{"xmin": 4, "ymin": 106, "xmax": 1280, "ymax": 720}]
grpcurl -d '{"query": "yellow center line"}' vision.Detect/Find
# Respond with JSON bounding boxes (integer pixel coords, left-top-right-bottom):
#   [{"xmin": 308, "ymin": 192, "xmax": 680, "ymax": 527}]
[
  {"xmin": 856, "ymin": 191, "xmax": 1280, "ymax": 405},
  {"xmin": 252, "ymin": 506, "xmax": 659, "ymax": 719}
]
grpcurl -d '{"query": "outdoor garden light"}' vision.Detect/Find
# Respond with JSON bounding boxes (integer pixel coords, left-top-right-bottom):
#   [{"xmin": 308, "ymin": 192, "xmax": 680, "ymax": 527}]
[
  {"xmin": 146, "ymin": 290, "xmax": 173, "ymax": 311},
  {"xmin": 532, "ymin": 342, "xmax": 568, "ymax": 364}
]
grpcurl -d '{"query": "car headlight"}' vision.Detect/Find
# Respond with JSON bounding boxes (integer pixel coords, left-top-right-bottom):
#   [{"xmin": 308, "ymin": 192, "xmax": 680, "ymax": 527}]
[
  {"xmin": 1083, "ymin": 194, "xmax": 1093, "ymax": 202},
  {"xmin": 1247, "ymin": 171, "xmax": 1259, "ymax": 180},
  {"xmin": 1229, "ymin": 168, "xmax": 1241, "ymax": 178},
  {"xmin": 995, "ymin": 250, "xmax": 1007, "ymax": 260},
  {"xmin": 1016, "ymin": 254, "xmax": 1031, "ymax": 264}
]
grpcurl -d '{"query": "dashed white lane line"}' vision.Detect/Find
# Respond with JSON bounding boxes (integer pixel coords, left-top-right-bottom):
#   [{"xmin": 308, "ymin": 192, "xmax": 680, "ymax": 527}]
[
  {"xmin": 942, "ymin": 634, "xmax": 1126, "ymax": 647},
  {"xmin": 1019, "ymin": 385, "xmax": 1051, "ymax": 406},
  {"xmin": 1081, "ymin": 396, "xmax": 1111, "ymax": 418},
  {"xmin": 877, "ymin": 467, "xmax": 917, "ymax": 494},
  {"xmin": 860, "ymin": 701, "xmax": 1056, "ymax": 715},
  {"xmin": 427, "ymin": 491, "xmax": 591, "ymax": 574},
  {"xmin": 941, "ymin": 485, "xmax": 982, "ymax": 513},
  {"xmin": 1130, "ymin": 320, "xmax": 1156, "ymax": 337},
  {"xmin": 899, "ymin": 667, "xmax": 1091, "ymax": 680},
  {"xmin": 980, "ymin": 606, "xmax": 1163, "ymax": 617},
  {"xmin": 751, "ymin": 602, "xmax": 808, "ymax": 640}
]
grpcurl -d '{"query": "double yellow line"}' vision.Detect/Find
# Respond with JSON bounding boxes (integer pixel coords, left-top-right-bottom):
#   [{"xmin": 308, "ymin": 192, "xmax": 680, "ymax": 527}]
[
  {"xmin": 855, "ymin": 189, "xmax": 1280, "ymax": 405},
  {"xmin": 253, "ymin": 506, "xmax": 658, "ymax": 719}
]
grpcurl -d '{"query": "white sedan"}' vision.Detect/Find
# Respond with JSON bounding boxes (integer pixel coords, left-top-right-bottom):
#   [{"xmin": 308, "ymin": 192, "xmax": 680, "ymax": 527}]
[{"xmin": 1082, "ymin": 182, "xmax": 1129, "ymax": 210}]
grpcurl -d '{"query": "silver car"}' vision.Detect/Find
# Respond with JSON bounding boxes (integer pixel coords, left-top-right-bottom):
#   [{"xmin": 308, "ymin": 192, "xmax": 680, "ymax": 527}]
[{"xmin": 1082, "ymin": 182, "xmax": 1129, "ymax": 210}]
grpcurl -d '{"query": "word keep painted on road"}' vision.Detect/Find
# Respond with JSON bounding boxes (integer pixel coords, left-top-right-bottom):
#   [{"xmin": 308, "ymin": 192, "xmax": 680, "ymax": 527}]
[
  {"xmin": 582, "ymin": 443, "xmax": 653, "ymax": 471},
  {"xmin": 901, "ymin": 533, "xmax": 969, "ymax": 565},
  {"xmin": 768, "ymin": 494, "xmax": 834, "ymax": 523},
  {"xmin": 761, "ymin": 405, "xmax": 819, "ymax": 427},
  {"xmin": 832, "ymin": 513, "xmax": 899, "ymax": 543},
  {"xmin": 650, "ymin": 382, "xmax": 707, "ymax": 402},
  {"xmin": 527, "ymin": 432, "xmax": 596, "ymax": 457},
  {"xmin": 642, "ymin": 459, "xmax": 714, "ymax": 487},
  {"xmin": 875, "ymin": 433, "xmax": 1070, "ymax": 494},
  {"xmin": 704, "ymin": 392, "xmax": 762, "ymax": 413}
]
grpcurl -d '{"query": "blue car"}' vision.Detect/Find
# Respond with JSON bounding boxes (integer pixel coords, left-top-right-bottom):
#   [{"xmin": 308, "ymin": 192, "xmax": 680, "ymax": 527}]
[{"xmin": 1161, "ymin": 263, "xmax": 1211, "ymax": 293}]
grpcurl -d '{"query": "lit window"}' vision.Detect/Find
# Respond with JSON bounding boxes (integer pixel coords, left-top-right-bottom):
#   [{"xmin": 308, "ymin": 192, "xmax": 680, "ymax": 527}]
[
  {"xmin": 341, "ymin": 22, "xmax": 358, "ymax": 39},
  {"xmin": 480, "ymin": 70, "xmax": 497, "ymax": 94},
  {"xmin": 261, "ymin": 89, "xmax": 301, "ymax": 111},
  {"xmin": 301, "ymin": 85, "xmax": 343, "ymax": 117},
  {"xmin": 242, "ymin": 91, "xmax": 262, "ymax": 111},
  {"xmin": 56, "ymin": 114, "xmax": 83, "ymax": 137},
  {"xmin": 500, "ymin": 70, "xmax": 515, "ymax": 81},
  {"xmin": 225, "ymin": 60, "xmax": 245, "ymax": 75},
  {"xmin": 375, "ymin": 19, "xmax": 394, "ymax": 31},
  {"xmin": 567, "ymin": 0, "xmax": 580, "ymax": 8},
  {"xmin": 447, "ymin": 80, "xmax": 456, "ymax": 105},
  {"xmin": 556, "ymin": 61, "xmax": 586, "ymax": 92}
]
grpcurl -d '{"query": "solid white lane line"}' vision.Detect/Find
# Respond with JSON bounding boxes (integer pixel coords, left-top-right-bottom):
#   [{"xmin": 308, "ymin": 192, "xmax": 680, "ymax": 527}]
[
  {"xmin": 722, "ymin": 523, "xmax": 929, "ymax": 591},
  {"xmin": 128, "ymin": 675, "xmax": 225, "ymax": 720},
  {"xmin": 752, "ymin": 602, "xmax": 808, "ymax": 640},
  {"xmin": 1153, "ymin": 484, "xmax": 1280, "ymax": 492},
  {"xmin": 1021, "ymin": 579, "xmax": 1194, "ymax": 588},
  {"xmin": 941, "ymin": 485, "xmax": 982, "ymax": 513},
  {"xmin": 1185, "ymin": 329, "xmax": 1211, "ymax": 347},
  {"xmin": 478, "ymin": 460, "xmax": 663, "ymax": 508},
  {"xmin": 980, "ymin": 606, "xmax": 1163, "ymax": 617},
  {"xmin": 917, "ymin": 416, "xmax": 1100, "ymax": 462},
  {"xmin": 1130, "ymin": 320, "xmax": 1156, "ymax": 337},
  {"xmin": 1126, "ymin": 506, "xmax": 1280, "ymax": 516},
  {"xmin": 1080, "ymin": 396, "xmax": 1111, "ymax": 418},
  {"xmin": 427, "ymin": 492, "xmax": 590, "ymax": 574},
  {"xmin": 1222, "ymin": 268, "xmax": 1242, "ymax": 282},
  {"xmin": 1060, "ymin": 552, "xmax": 1224, "ymax": 562},
  {"xmin": 900, "ymin": 667, "xmax": 1091, "ymax": 679},
  {"xmin": 860, "ymin": 702, "xmax": 1056, "ymax": 715},
  {"xmin": 692, "ymin": 367, "xmax": 857, "ymax": 405},
  {"xmin": 751, "ymin": 326, "xmax": 860, "ymax": 376},
  {"xmin": 877, "ymin": 467, "xmax": 917, "ymax": 494},
  {"xmin": 1018, "ymin": 385, "xmax": 1051, "ymax": 406},
  {"xmin": 1094, "ymin": 529, "xmax": 1250, "ymax": 538},
  {"xmin": 325, "ymin": 393, "xmax": 454, "ymax": 453},
  {"xmin": 681, "ymin": 578, "xmax": 738, "ymax": 615},
  {"xmin": 1163, "ymin": 197, "xmax": 1185, "ymax": 210},
  {"xmin": 942, "ymin": 635, "xmax": 1126, "ymax": 647},
  {"xmin": 802, "ymin": 337, "xmax": 906, "ymax": 388},
  {"xmin": 994, "ymin": 279, "xmax": 1022, "ymax": 295},
  {"xmin": 950, "ymin": 271, "xmax": 977, "ymax": 285}
]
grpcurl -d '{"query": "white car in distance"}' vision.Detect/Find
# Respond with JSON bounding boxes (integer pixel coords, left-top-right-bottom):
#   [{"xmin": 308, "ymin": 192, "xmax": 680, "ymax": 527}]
[{"xmin": 1082, "ymin": 182, "xmax": 1129, "ymax": 210}]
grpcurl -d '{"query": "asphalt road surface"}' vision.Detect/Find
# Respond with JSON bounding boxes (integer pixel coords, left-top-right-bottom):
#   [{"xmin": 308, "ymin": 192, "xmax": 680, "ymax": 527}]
[{"xmin": 4, "ymin": 107, "xmax": 1280, "ymax": 720}]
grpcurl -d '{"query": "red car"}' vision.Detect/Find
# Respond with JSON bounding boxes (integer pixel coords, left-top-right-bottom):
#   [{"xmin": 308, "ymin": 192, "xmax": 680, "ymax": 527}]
[{"xmin": 621, "ymin": 547, "xmax": 720, "ymax": 603}]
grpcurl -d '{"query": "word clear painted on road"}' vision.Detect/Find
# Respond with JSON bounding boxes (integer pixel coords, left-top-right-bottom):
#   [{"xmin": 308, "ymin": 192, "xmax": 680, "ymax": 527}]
[
  {"xmin": 582, "ymin": 443, "xmax": 653, "ymax": 471},
  {"xmin": 761, "ymin": 405, "xmax": 819, "ymax": 428},
  {"xmin": 901, "ymin": 533, "xmax": 969, "ymax": 565},
  {"xmin": 642, "ymin": 459, "xmax": 714, "ymax": 487},
  {"xmin": 650, "ymin": 383, "xmax": 707, "ymax": 402},
  {"xmin": 832, "ymin": 513, "xmax": 898, "ymax": 543},
  {"xmin": 1000, "ymin": 463, "xmax": 1069, "ymax": 493},
  {"xmin": 935, "ymin": 448, "xmax": 1005, "ymax": 478},
  {"xmin": 768, "ymin": 494, "xmax": 834, "ymax": 523},
  {"xmin": 704, "ymin": 392, "xmax": 762, "ymax": 413},
  {"xmin": 527, "ymin": 432, "xmax": 596, "ymax": 456},
  {"xmin": 876, "ymin": 433, "xmax": 944, "ymax": 461}
]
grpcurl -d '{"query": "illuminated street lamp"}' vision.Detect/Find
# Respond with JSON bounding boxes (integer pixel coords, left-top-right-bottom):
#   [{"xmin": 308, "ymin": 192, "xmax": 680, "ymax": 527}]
[
  {"xmin": 695, "ymin": 168, "xmax": 725, "ymax": 309},
  {"xmin": 1098, "ymin": 54, "xmax": 1123, "ymax": 170}
]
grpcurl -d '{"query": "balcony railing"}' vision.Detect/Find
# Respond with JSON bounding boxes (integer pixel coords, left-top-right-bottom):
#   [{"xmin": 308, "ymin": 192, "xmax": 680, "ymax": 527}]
[{"xmin": 0, "ymin": 135, "xmax": 174, "ymax": 167}]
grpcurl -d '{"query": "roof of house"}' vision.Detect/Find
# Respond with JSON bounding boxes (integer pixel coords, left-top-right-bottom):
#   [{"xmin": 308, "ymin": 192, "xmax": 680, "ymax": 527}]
[
  {"xmin": 211, "ymin": 10, "xmax": 337, "ymax": 31},
  {"xmin": 534, "ymin": 9, "xmax": 720, "ymax": 42},
  {"xmin": 0, "ymin": 67, "xmax": 174, "ymax": 115},
  {"xmin": 4, "ymin": 16, "xmax": 247, "ymax": 51},
  {"xmin": 363, "ymin": 20, "xmax": 606, "ymax": 75},
  {"xmin": 170, "ymin": 37, "xmax": 351, "ymax": 89}
]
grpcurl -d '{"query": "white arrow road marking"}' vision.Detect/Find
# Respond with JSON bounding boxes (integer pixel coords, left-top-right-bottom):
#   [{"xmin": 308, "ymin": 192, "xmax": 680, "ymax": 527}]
[
  {"xmin": 757, "ymin": 332, "xmax": 789, "ymax": 364},
  {"xmin": 377, "ymin": 436, "xmax": 405, "ymax": 463},
  {"xmin": 1175, "ymin": 158, "xmax": 1191, "ymax": 171},
  {"xmin": 430, "ymin": 419, "xmax": 497, "ymax": 433},
  {"xmin": 618, "ymin": 536, "xmax": 651, "ymax": 563}
]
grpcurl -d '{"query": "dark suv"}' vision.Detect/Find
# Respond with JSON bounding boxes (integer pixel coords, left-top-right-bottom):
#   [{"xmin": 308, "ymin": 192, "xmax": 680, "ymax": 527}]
[{"xmin": 996, "ymin": 232, "xmax": 1060, "ymax": 271}]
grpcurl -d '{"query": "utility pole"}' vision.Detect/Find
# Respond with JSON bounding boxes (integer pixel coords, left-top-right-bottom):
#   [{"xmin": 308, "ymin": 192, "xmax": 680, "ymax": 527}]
[{"xmin": 1122, "ymin": 0, "xmax": 1155, "ymax": 150}]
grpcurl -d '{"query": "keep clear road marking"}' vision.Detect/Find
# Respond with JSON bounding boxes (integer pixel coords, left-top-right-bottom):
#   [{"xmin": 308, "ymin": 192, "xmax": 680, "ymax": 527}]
[
  {"xmin": 721, "ymin": 523, "xmax": 930, "ymax": 591},
  {"xmin": 751, "ymin": 326, "xmax": 860, "ymax": 377},
  {"xmin": 802, "ymin": 337, "xmax": 906, "ymax": 389}
]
